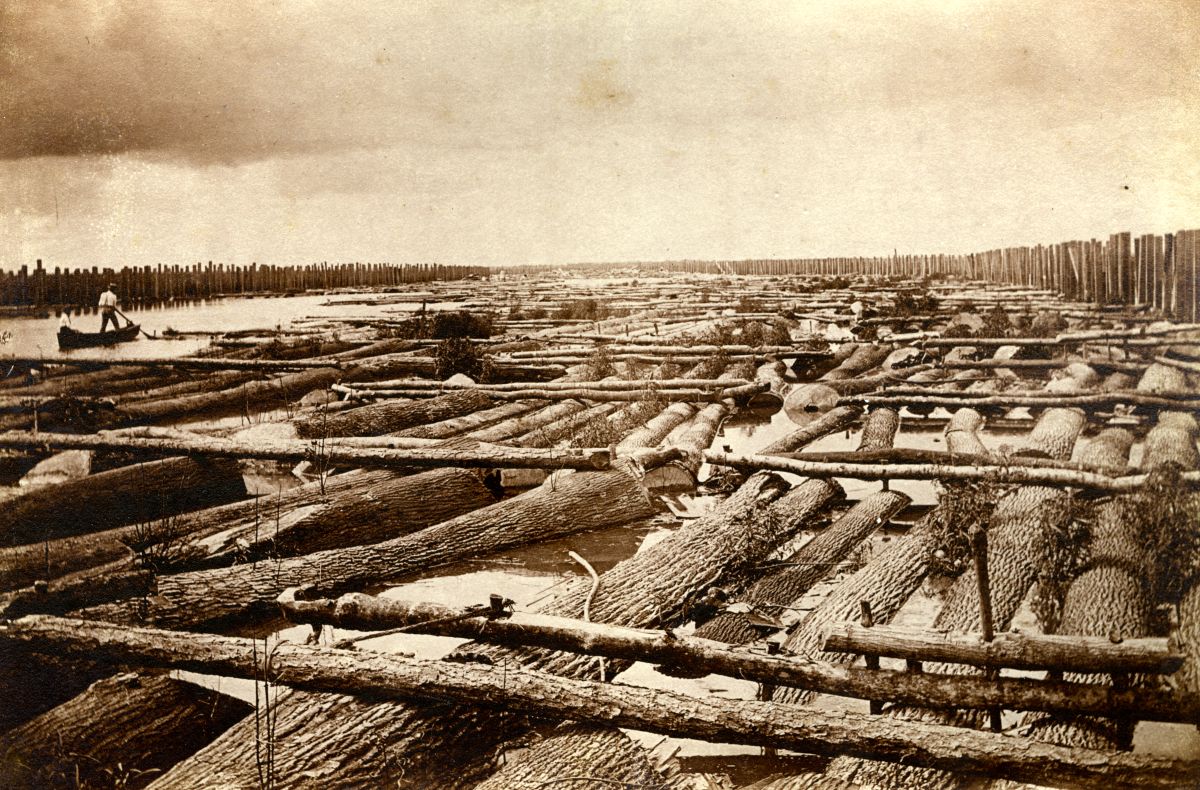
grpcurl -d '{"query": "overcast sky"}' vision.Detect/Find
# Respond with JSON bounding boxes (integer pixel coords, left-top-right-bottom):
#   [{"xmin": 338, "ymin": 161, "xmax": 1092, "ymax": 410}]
[{"xmin": 1, "ymin": 0, "xmax": 1196, "ymax": 271}]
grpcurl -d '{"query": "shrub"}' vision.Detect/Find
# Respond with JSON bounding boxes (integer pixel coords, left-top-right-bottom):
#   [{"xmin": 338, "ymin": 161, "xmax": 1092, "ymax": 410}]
[{"xmin": 435, "ymin": 338, "xmax": 493, "ymax": 382}]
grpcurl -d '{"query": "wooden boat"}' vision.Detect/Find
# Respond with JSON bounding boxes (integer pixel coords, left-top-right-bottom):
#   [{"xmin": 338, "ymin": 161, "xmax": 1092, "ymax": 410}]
[{"xmin": 58, "ymin": 323, "xmax": 141, "ymax": 350}]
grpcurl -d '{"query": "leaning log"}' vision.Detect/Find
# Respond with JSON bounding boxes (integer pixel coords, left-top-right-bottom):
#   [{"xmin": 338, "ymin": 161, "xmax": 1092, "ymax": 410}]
[
  {"xmin": 3, "ymin": 455, "xmax": 247, "ymax": 548},
  {"xmin": 693, "ymin": 409, "xmax": 903, "ymax": 645},
  {"xmin": 76, "ymin": 462, "xmax": 660, "ymax": 629},
  {"xmin": 0, "ymin": 430, "xmax": 612, "ymax": 473},
  {"xmin": 820, "ymin": 344, "xmax": 892, "ymax": 381},
  {"xmin": 0, "ymin": 673, "xmax": 251, "ymax": 789},
  {"xmin": 4, "ymin": 617, "xmax": 1195, "ymax": 790}
]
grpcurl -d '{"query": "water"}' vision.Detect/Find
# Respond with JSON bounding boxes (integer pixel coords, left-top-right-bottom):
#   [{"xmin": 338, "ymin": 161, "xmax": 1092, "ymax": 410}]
[{"xmin": 0, "ymin": 293, "xmax": 463, "ymax": 361}]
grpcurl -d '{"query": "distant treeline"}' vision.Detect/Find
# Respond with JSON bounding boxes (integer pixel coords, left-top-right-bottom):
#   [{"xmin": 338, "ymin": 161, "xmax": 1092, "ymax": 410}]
[{"xmin": 0, "ymin": 261, "xmax": 490, "ymax": 310}]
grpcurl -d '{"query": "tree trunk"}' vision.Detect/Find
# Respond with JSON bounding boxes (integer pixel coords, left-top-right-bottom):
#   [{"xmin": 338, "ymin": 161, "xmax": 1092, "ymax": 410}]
[
  {"xmin": 275, "ymin": 593, "xmax": 1196, "ymax": 724},
  {"xmin": 749, "ymin": 361, "xmax": 788, "ymax": 409},
  {"xmin": 820, "ymin": 344, "xmax": 892, "ymax": 381},
  {"xmin": 0, "ymin": 673, "xmax": 251, "ymax": 790},
  {"xmin": 4, "ymin": 618, "xmax": 1194, "ymax": 790},
  {"xmin": 693, "ymin": 490, "xmax": 909, "ymax": 645},
  {"xmin": 75, "ymin": 462, "xmax": 659, "ymax": 630},
  {"xmin": 4, "ymin": 455, "xmax": 247, "ymax": 548},
  {"xmin": 394, "ymin": 399, "xmax": 548, "ymax": 439},
  {"xmin": 473, "ymin": 723, "xmax": 670, "ymax": 790},
  {"xmin": 294, "ymin": 389, "xmax": 496, "ymax": 437},
  {"xmin": 114, "ymin": 366, "xmax": 344, "ymax": 425},
  {"xmin": 766, "ymin": 406, "xmax": 862, "ymax": 452}
]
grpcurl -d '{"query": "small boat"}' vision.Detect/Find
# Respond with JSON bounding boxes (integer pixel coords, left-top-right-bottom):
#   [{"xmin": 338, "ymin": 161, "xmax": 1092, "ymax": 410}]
[{"xmin": 58, "ymin": 323, "xmax": 142, "ymax": 350}]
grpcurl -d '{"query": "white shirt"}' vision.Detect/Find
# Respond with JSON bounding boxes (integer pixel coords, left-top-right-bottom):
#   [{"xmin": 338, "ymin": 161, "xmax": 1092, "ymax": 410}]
[
  {"xmin": 59, "ymin": 313, "xmax": 72, "ymax": 328},
  {"xmin": 99, "ymin": 290, "xmax": 117, "ymax": 309}
]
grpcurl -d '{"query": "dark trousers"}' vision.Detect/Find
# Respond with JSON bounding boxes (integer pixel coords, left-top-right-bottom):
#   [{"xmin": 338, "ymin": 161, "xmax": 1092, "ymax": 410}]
[{"xmin": 100, "ymin": 309, "xmax": 118, "ymax": 332}]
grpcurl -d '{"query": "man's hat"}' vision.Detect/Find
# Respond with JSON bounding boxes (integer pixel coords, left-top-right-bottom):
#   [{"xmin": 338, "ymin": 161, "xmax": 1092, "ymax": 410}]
[{"xmin": 108, "ymin": 283, "xmax": 117, "ymax": 289}]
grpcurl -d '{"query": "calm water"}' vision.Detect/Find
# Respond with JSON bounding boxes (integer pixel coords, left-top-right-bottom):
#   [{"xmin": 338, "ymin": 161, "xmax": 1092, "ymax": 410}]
[{"xmin": 0, "ymin": 293, "xmax": 461, "ymax": 361}]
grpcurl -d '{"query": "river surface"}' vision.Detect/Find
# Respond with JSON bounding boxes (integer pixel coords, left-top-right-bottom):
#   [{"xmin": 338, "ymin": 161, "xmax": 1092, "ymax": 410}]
[{"xmin": 0, "ymin": 292, "xmax": 460, "ymax": 361}]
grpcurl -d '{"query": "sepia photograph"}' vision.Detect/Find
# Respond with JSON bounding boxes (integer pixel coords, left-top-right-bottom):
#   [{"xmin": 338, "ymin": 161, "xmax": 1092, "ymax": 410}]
[{"xmin": 1, "ymin": 1, "xmax": 1198, "ymax": 787}]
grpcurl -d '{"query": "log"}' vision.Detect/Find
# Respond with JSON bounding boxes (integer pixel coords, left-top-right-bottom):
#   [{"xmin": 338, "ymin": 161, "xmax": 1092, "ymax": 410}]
[
  {"xmin": 1137, "ymin": 361, "xmax": 1193, "ymax": 394},
  {"xmin": 114, "ymin": 365, "xmax": 344, "ymax": 425},
  {"xmin": 394, "ymin": 399, "xmax": 548, "ymax": 439},
  {"xmin": 0, "ymin": 354, "xmax": 348, "ymax": 372},
  {"xmin": 838, "ymin": 390, "xmax": 1200, "ymax": 411},
  {"xmin": 294, "ymin": 388, "xmax": 496, "ymax": 437},
  {"xmin": 749, "ymin": 361, "xmax": 788, "ymax": 409},
  {"xmin": 4, "ymin": 617, "xmax": 1195, "ymax": 790},
  {"xmin": 702, "ymin": 450, "xmax": 1196, "ymax": 492},
  {"xmin": 767, "ymin": 406, "xmax": 861, "ymax": 449},
  {"xmin": 473, "ymin": 723, "xmax": 670, "ymax": 790},
  {"xmin": 275, "ymin": 593, "xmax": 1200, "ymax": 724},
  {"xmin": 349, "ymin": 382, "xmax": 767, "ymax": 403},
  {"xmin": 76, "ymin": 462, "xmax": 660, "ymax": 629},
  {"xmin": 694, "ymin": 490, "xmax": 910, "ymax": 645},
  {"xmin": 3, "ymin": 455, "xmax": 247, "ymax": 548},
  {"xmin": 821, "ymin": 624, "xmax": 1180, "ymax": 675},
  {"xmin": 820, "ymin": 344, "xmax": 892, "ymax": 381},
  {"xmin": 778, "ymin": 447, "xmax": 1129, "ymax": 475},
  {"xmin": 1018, "ymin": 424, "xmax": 1178, "ymax": 751},
  {"xmin": 0, "ymin": 430, "xmax": 612, "ymax": 473},
  {"xmin": 0, "ymin": 465, "xmax": 494, "ymax": 600},
  {"xmin": 0, "ymin": 673, "xmax": 251, "ymax": 789},
  {"xmin": 346, "ymin": 377, "xmax": 756, "ymax": 392}
]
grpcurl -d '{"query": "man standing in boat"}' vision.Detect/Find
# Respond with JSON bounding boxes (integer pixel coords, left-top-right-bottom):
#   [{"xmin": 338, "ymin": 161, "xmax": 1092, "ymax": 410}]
[{"xmin": 98, "ymin": 283, "xmax": 119, "ymax": 332}]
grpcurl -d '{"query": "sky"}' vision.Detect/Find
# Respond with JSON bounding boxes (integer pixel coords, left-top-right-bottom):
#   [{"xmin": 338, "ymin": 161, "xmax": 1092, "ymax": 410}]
[{"xmin": 1, "ymin": 0, "xmax": 1196, "ymax": 271}]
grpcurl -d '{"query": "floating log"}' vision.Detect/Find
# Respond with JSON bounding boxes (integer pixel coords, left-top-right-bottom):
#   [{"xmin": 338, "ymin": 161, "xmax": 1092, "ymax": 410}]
[
  {"xmin": 695, "ymin": 490, "xmax": 910, "ymax": 646},
  {"xmin": 770, "ymin": 405, "xmax": 861, "ymax": 448},
  {"xmin": 113, "ymin": 365, "xmax": 344, "ymax": 425},
  {"xmin": 1018, "ymin": 425, "xmax": 1168, "ymax": 751},
  {"xmin": 4, "ymin": 617, "xmax": 1195, "ymax": 790},
  {"xmin": 0, "ymin": 430, "xmax": 611, "ymax": 473},
  {"xmin": 3, "ymin": 455, "xmax": 246, "ymax": 548},
  {"xmin": 777, "ymin": 447, "xmax": 1130, "ymax": 475},
  {"xmin": 395, "ymin": 399, "xmax": 548, "ymax": 439},
  {"xmin": 151, "ymin": 473, "xmax": 831, "ymax": 787},
  {"xmin": 819, "ymin": 344, "xmax": 892, "ymax": 381},
  {"xmin": 937, "ymin": 357, "xmax": 1146, "ymax": 372},
  {"xmin": 293, "ymin": 388, "xmax": 496, "ymax": 437},
  {"xmin": 0, "ymin": 465, "xmax": 499, "ymax": 614},
  {"xmin": 341, "ymin": 382, "xmax": 767, "ymax": 404},
  {"xmin": 0, "ymin": 673, "xmax": 251, "ymax": 789},
  {"xmin": 473, "ymin": 723, "xmax": 670, "ymax": 790},
  {"xmin": 750, "ymin": 361, "xmax": 788, "ymax": 409},
  {"xmin": 346, "ymin": 377, "xmax": 756, "ymax": 392},
  {"xmin": 0, "ymin": 354, "xmax": 350, "ymax": 372},
  {"xmin": 838, "ymin": 390, "xmax": 1200, "ymax": 411},
  {"xmin": 77, "ymin": 462, "xmax": 659, "ymax": 629},
  {"xmin": 822, "ymin": 624, "xmax": 1180, "ymax": 675},
  {"xmin": 276, "ymin": 592, "xmax": 1199, "ymax": 725},
  {"xmin": 702, "ymin": 449, "xmax": 1199, "ymax": 492}
]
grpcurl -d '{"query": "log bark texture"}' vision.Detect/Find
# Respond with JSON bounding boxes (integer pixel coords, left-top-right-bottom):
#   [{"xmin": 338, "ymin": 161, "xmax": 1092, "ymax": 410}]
[
  {"xmin": 0, "ymin": 466, "xmax": 493, "ymax": 600},
  {"xmin": 77, "ymin": 463, "xmax": 659, "ymax": 629},
  {"xmin": 4, "ymin": 617, "xmax": 1194, "ymax": 790},
  {"xmin": 3, "ymin": 455, "xmax": 247, "ymax": 548},
  {"xmin": 823, "ymin": 407, "xmax": 1086, "ymax": 789},
  {"xmin": 0, "ymin": 673, "xmax": 251, "ymax": 789},
  {"xmin": 294, "ymin": 388, "xmax": 496, "ymax": 437},
  {"xmin": 693, "ymin": 490, "xmax": 909, "ymax": 645},
  {"xmin": 473, "ymin": 723, "xmax": 669, "ymax": 790}
]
